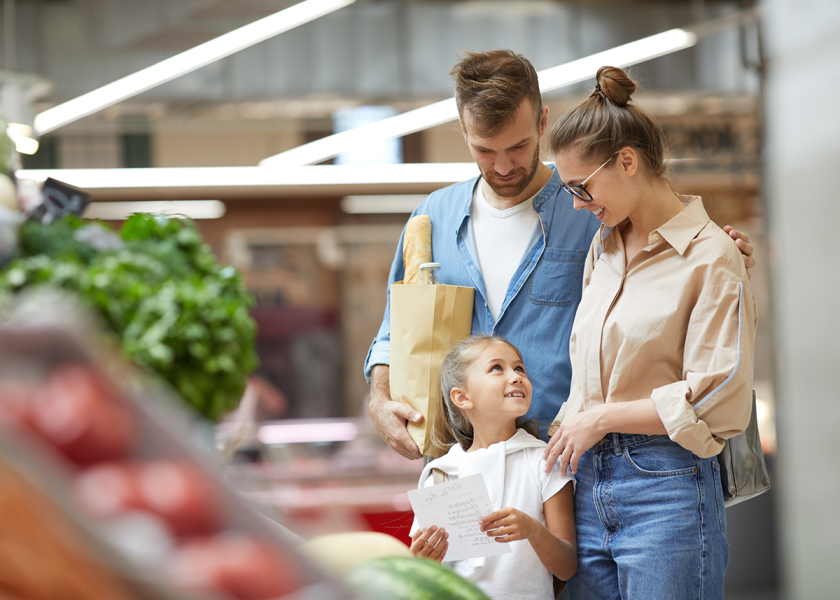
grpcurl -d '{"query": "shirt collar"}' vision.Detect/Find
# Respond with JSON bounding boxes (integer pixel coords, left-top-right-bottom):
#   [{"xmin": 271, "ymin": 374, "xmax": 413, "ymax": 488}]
[{"xmin": 652, "ymin": 195, "xmax": 708, "ymax": 256}]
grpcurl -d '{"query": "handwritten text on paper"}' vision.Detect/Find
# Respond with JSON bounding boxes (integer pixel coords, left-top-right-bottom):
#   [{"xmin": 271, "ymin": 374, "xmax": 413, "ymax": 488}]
[{"xmin": 407, "ymin": 473, "xmax": 512, "ymax": 562}]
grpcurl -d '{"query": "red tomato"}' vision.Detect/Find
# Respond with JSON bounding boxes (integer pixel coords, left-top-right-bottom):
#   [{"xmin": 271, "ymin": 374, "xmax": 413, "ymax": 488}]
[
  {"xmin": 137, "ymin": 460, "xmax": 221, "ymax": 536},
  {"xmin": 74, "ymin": 461, "xmax": 144, "ymax": 518},
  {"xmin": 75, "ymin": 459, "xmax": 222, "ymax": 537},
  {"xmin": 0, "ymin": 380, "xmax": 35, "ymax": 429},
  {"xmin": 169, "ymin": 535, "xmax": 302, "ymax": 600},
  {"xmin": 29, "ymin": 364, "xmax": 134, "ymax": 464}
]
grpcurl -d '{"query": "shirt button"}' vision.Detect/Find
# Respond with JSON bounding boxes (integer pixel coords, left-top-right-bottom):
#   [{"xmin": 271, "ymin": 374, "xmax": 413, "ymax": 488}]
[{"xmin": 653, "ymin": 233, "xmax": 660, "ymax": 240}]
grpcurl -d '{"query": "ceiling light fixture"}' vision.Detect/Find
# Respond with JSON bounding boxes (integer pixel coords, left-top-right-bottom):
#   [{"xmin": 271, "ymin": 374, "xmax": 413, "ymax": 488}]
[
  {"xmin": 32, "ymin": 0, "xmax": 356, "ymax": 135},
  {"xmin": 341, "ymin": 194, "xmax": 427, "ymax": 214},
  {"xmin": 83, "ymin": 200, "xmax": 226, "ymax": 220},
  {"xmin": 260, "ymin": 10, "xmax": 756, "ymax": 168},
  {"xmin": 16, "ymin": 163, "xmax": 481, "ymax": 189}
]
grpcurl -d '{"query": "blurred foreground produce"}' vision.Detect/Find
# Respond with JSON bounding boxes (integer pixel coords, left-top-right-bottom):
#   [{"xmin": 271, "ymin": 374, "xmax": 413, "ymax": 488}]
[
  {"xmin": 346, "ymin": 556, "xmax": 492, "ymax": 600},
  {"xmin": 0, "ymin": 462, "xmax": 137, "ymax": 600},
  {"xmin": 0, "ymin": 296, "xmax": 350, "ymax": 600},
  {"xmin": 300, "ymin": 531, "xmax": 412, "ymax": 578},
  {"xmin": 0, "ymin": 213, "xmax": 258, "ymax": 420}
]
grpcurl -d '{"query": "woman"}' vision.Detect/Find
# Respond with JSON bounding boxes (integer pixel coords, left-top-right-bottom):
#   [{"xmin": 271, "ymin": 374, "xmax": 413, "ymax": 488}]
[{"xmin": 543, "ymin": 66, "xmax": 757, "ymax": 600}]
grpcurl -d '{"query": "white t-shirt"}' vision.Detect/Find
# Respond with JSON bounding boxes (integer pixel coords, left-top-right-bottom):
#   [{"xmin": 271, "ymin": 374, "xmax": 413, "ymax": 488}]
[
  {"xmin": 471, "ymin": 182, "xmax": 540, "ymax": 321},
  {"xmin": 419, "ymin": 446, "xmax": 575, "ymax": 600}
]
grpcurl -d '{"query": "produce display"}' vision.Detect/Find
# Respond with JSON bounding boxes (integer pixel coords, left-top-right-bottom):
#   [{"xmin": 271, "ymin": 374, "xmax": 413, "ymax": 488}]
[
  {"xmin": 0, "ymin": 297, "xmax": 344, "ymax": 600},
  {"xmin": 0, "ymin": 213, "xmax": 258, "ymax": 420},
  {"xmin": 0, "ymin": 461, "xmax": 138, "ymax": 600},
  {"xmin": 0, "ymin": 172, "xmax": 499, "ymax": 600}
]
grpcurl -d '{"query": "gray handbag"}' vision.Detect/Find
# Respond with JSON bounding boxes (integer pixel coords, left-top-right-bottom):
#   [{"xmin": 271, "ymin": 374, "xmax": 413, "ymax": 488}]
[{"xmin": 717, "ymin": 391, "xmax": 771, "ymax": 507}]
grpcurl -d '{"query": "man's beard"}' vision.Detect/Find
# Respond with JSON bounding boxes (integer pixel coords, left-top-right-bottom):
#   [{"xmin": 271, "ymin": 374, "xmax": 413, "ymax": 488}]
[{"xmin": 482, "ymin": 144, "xmax": 541, "ymax": 198}]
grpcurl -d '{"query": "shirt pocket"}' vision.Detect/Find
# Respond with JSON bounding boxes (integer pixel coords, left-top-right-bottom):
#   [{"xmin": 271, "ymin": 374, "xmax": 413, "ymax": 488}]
[{"xmin": 528, "ymin": 247, "xmax": 584, "ymax": 307}]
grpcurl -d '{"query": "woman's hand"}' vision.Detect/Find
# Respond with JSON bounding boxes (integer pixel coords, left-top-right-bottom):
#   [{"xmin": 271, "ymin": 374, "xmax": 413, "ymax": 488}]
[
  {"xmin": 544, "ymin": 406, "xmax": 607, "ymax": 474},
  {"xmin": 409, "ymin": 526, "xmax": 448, "ymax": 562},
  {"xmin": 479, "ymin": 508, "xmax": 538, "ymax": 543}
]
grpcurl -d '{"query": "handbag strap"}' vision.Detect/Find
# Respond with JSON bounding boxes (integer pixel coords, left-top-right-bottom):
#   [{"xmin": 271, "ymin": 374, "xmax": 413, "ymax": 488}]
[{"xmin": 432, "ymin": 468, "xmax": 449, "ymax": 485}]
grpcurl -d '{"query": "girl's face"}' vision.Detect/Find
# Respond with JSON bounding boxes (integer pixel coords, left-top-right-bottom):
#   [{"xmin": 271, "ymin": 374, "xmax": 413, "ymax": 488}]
[
  {"xmin": 460, "ymin": 342, "xmax": 532, "ymax": 421},
  {"xmin": 554, "ymin": 149, "xmax": 633, "ymax": 228}
]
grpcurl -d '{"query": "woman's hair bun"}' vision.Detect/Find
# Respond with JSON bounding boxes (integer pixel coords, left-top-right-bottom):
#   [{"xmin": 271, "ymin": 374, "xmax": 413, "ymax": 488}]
[{"xmin": 595, "ymin": 66, "xmax": 636, "ymax": 107}]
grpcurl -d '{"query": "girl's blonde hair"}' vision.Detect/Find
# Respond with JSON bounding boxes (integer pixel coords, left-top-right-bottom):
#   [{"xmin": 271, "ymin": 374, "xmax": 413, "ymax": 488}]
[{"xmin": 431, "ymin": 335, "xmax": 537, "ymax": 453}]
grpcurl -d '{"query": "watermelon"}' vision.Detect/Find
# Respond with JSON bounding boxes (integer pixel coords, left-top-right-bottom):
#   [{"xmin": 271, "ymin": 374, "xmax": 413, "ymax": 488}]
[{"xmin": 345, "ymin": 556, "xmax": 491, "ymax": 600}]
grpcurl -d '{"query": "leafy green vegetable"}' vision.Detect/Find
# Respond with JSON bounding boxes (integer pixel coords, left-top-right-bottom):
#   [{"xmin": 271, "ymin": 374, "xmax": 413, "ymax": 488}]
[{"xmin": 0, "ymin": 213, "xmax": 258, "ymax": 420}]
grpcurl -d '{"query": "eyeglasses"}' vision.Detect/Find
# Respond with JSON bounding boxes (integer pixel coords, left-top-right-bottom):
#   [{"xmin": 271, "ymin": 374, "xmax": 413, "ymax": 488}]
[{"xmin": 559, "ymin": 157, "xmax": 613, "ymax": 202}]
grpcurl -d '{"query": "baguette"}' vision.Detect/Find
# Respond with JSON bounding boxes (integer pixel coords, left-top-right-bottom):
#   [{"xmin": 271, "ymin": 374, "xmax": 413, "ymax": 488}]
[{"xmin": 403, "ymin": 215, "xmax": 432, "ymax": 284}]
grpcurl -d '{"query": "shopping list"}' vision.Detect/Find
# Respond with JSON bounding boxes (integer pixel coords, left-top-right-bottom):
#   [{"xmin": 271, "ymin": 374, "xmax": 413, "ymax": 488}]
[{"xmin": 407, "ymin": 473, "xmax": 512, "ymax": 562}]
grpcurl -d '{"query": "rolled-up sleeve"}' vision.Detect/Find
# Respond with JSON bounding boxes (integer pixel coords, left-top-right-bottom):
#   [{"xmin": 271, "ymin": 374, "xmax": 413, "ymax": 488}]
[{"xmin": 651, "ymin": 280, "xmax": 758, "ymax": 458}]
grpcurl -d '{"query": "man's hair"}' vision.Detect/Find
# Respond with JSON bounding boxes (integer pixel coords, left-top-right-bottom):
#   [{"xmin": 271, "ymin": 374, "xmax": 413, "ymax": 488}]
[{"xmin": 450, "ymin": 50, "xmax": 543, "ymax": 138}]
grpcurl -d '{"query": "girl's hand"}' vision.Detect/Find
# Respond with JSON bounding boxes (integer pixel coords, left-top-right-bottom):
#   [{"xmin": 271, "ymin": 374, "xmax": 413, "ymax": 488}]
[
  {"xmin": 544, "ymin": 406, "xmax": 607, "ymax": 474},
  {"xmin": 410, "ymin": 526, "xmax": 449, "ymax": 562},
  {"xmin": 479, "ymin": 508, "xmax": 538, "ymax": 543}
]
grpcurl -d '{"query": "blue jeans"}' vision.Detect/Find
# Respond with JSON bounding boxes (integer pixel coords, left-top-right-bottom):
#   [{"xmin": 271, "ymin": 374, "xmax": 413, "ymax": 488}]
[{"xmin": 567, "ymin": 434, "xmax": 729, "ymax": 600}]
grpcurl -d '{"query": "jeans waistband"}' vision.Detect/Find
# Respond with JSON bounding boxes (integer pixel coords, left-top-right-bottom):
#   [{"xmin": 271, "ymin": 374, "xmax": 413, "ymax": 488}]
[{"xmin": 593, "ymin": 433, "xmax": 668, "ymax": 452}]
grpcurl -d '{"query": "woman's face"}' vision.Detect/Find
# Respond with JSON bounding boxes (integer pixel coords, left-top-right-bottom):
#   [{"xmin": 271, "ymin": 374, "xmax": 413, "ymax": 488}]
[{"xmin": 554, "ymin": 150, "xmax": 630, "ymax": 228}]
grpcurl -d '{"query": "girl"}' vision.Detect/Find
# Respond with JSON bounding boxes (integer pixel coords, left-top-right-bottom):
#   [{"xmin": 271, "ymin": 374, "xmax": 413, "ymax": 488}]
[
  {"xmin": 409, "ymin": 335, "xmax": 576, "ymax": 600},
  {"xmin": 544, "ymin": 66, "xmax": 758, "ymax": 600}
]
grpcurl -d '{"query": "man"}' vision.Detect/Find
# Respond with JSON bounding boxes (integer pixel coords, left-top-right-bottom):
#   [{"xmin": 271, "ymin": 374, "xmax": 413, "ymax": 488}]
[{"xmin": 364, "ymin": 50, "xmax": 754, "ymax": 459}]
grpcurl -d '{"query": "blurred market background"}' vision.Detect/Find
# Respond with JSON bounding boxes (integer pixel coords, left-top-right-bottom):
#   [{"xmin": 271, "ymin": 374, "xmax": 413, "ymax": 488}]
[{"xmin": 0, "ymin": 0, "xmax": 836, "ymax": 599}]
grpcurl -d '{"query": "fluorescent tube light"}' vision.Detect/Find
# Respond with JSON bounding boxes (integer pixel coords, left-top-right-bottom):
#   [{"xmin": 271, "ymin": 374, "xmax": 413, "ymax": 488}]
[
  {"xmin": 341, "ymin": 194, "xmax": 426, "ymax": 214},
  {"xmin": 535, "ymin": 29, "xmax": 697, "ymax": 92},
  {"xmin": 258, "ymin": 421, "xmax": 359, "ymax": 445},
  {"xmin": 261, "ymin": 13, "xmax": 763, "ymax": 169},
  {"xmin": 16, "ymin": 163, "xmax": 481, "ymax": 189},
  {"xmin": 261, "ymin": 98, "xmax": 458, "ymax": 169},
  {"xmin": 83, "ymin": 200, "xmax": 226, "ymax": 220},
  {"xmin": 33, "ymin": 0, "xmax": 355, "ymax": 135}
]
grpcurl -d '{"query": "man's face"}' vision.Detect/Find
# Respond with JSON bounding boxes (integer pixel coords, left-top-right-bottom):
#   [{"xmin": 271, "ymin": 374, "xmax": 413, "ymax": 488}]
[{"xmin": 461, "ymin": 100, "xmax": 548, "ymax": 199}]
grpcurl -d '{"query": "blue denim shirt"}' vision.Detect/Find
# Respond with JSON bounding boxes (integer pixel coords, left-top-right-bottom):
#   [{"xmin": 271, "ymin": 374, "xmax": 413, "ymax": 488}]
[{"xmin": 364, "ymin": 166, "xmax": 601, "ymax": 439}]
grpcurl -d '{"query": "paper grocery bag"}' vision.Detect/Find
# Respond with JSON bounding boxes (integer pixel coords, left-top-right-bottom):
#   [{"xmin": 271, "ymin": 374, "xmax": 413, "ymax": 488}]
[{"xmin": 390, "ymin": 282, "xmax": 474, "ymax": 458}]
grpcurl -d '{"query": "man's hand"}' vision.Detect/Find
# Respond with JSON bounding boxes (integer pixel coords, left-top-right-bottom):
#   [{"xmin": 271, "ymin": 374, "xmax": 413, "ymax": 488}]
[
  {"xmin": 368, "ymin": 365, "xmax": 423, "ymax": 460},
  {"xmin": 410, "ymin": 526, "xmax": 448, "ymax": 561},
  {"xmin": 723, "ymin": 226, "xmax": 755, "ymax": 277},
  {"xmin": 479, "ymin": 507, "xmax": 538, "ymax": 543}
]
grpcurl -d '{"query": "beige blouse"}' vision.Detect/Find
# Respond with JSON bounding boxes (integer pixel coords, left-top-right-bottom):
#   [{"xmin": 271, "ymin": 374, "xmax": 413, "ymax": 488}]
[{"xmin": 551, "ymin": 197, "xmax": 758, "ymax": 458}]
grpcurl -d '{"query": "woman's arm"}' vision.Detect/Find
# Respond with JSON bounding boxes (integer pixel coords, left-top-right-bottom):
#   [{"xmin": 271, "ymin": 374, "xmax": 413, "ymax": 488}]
[{"xmin": 479, "ymin": 484, "xmax": 577, "ymax": 581}]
